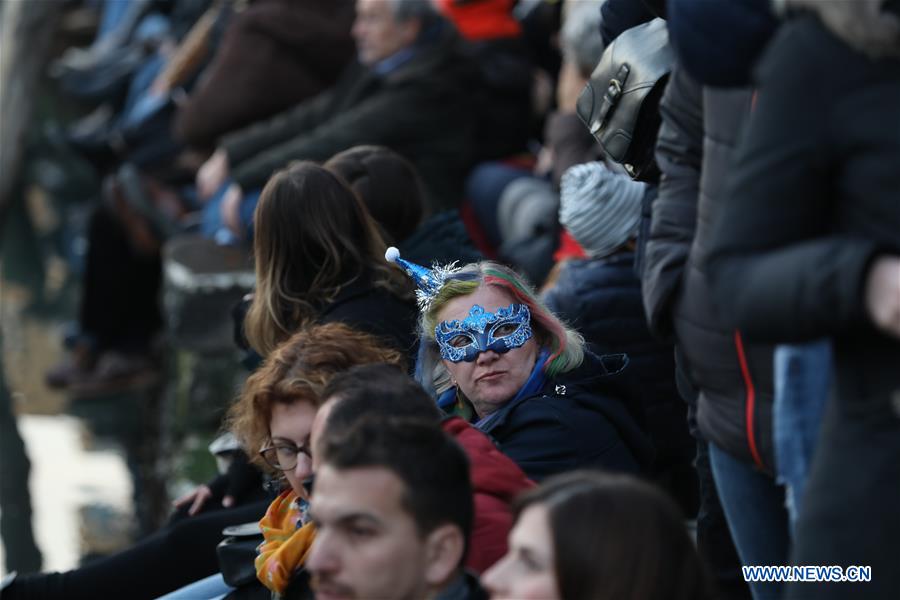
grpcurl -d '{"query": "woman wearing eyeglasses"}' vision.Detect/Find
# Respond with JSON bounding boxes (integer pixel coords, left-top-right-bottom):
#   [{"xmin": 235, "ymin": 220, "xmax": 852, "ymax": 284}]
[{"xmin": 154, "ymin": 322, "xmax": 406, "ymax": 600}]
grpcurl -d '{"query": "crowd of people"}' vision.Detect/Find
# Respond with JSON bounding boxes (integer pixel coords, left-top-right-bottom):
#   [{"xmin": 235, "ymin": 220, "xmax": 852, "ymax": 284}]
[{"xmin": 4, "ymin": 0, "xmax": 899, "ymax": 599}]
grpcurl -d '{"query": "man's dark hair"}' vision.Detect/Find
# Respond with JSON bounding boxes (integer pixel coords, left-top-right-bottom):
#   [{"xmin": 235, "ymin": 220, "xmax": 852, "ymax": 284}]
[
  {"xmin": 321, "ymin": 363, "xmax": 442, "ymax": 440},
  {"xmin": 320, "ymin": 416, "xmax": 473, "ymax": 557}
]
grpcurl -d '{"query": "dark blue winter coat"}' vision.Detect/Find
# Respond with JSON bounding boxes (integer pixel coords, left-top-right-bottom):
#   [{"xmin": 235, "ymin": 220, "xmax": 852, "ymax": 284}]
[
  {"xmin": 475, "ymin": 351, "xmax": 654, "ymax": 483},
  {"xmin": 544, "ymin": 253, "xmax": 694, "ymax": 480}
]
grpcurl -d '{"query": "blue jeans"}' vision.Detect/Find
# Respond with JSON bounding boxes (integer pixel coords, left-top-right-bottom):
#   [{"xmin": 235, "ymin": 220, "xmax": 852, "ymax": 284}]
[
  {"xmin": 201, "ymin": 181, "xmax": 262, "ymax": 244},
  {"xmin": 773, "ymin": 340, "xmax": 831, "ymax": 534},
  {"xmin": 464, "ymin": 162, "xmax": 531, "ymax": 249},
  {"xmin": 709, "ymin": 443, "xmax": 790, "ymax": 600},
  {"xmin": 156, "ymin": 573, "xmax": 232, "ymax": 600},
  {"xmin": 119, "ymin": 48, "xmax": 169, "ymax": 126}
]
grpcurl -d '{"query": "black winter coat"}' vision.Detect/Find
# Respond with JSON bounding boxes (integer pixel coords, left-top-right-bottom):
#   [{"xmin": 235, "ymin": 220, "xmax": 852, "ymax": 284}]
[
  {"xmin": 235, "ymin": 275, "xmax": 417, "ymax": 370},
  {"xmin": 220, "ymin": 22, "xmax": 479, "ymax": 212},
  {"xmin": 706, "ymin": 14, "xmax": 900, "ymax": 388},
  {"xmin": 316, "ymin": 278, "xmax": 418, "ymax": 363},
  {"xmin": 642, "ymin": 66, "xmax": 776, "ymax": 471},
  {"xmin": 705, "ymin": 14, "xmax": 900, "ymax": 598},
  {"xmin": 476, "ymin": 352, "xmax": 654, "ymax": 482}
]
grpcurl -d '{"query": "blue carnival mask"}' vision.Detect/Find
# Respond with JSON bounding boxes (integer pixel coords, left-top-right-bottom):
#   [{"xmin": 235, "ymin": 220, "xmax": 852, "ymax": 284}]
[{"xmin": 435, "ymin": 303, "xmax": 533, "ymax": 363}]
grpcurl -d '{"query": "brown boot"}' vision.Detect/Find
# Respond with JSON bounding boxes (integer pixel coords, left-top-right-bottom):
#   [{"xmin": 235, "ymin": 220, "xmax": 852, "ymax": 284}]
[{"xmin": 45, "ymin": 343, "xmax": 96, "ymax": 389}]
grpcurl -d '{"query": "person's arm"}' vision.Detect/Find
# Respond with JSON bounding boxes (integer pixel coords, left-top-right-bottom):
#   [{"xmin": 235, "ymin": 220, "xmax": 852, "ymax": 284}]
[
  {"xmin": 229, "ymin": 82, "xmax": 444, "ymax": 190},
  {"xmin": 640, "ymin": 65, "xmax": 704, "ymax": 340},
  {"xmin": 599, "ymin": 0, "xmax": 658, "ymax": 47},
  {"xmin": 706, "ymin": 18, "xmax": 882, "ymax": 342},
  {"xmin": 666, "ymin": 0, "xmax": 777, "ymax": 87},
  {"xmin": 174, "ymin": 4, "xmax": 354, "ymax": 148},
  {"xmin": 218, "ymin": 66, "xmax": 358, "ymax": 168}
]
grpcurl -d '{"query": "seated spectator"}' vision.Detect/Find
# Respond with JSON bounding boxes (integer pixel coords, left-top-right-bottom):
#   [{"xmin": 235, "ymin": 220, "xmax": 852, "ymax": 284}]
[
  {"xmin": 387, "ymin": 251, "xmax": 653, "ymax": 481},
  {"xmin": 324, "ymin": 145, "xmax": 483, "ymax": 267},
  {"xmin": 7, "ymin": 323, "xmax": 406, "ymax": 600},
  {"xmin": 196, "ymin": 0, "xmax": 480, "ymax": 241},
  {"xmin": 240, "ymin": 162, "xmax": 417, "ymax": 362},
  {"xmin": 483, "ymin": 470, "xmax": 712, "ymax": 600},
  {"xmin": 174, "ymin": 0, "xmax": 356, "ymax": 151},
  {"xmin": 308, "ymin": 417, "xmax": 484, "ymax": 600},
  {"xmin": 314, "ymin": 363, "xmax": 534, "ymax": 575},
  {"xmin": 434, "ymin": 0, "xmax": 533, "ymax": 161},
  {"xmin": 463, "ymin": 0, "xmax": 608, "ymax": 283},
  {"xmin": 543, "ymin": 162, "xmax": 696, "ymax": 514}
]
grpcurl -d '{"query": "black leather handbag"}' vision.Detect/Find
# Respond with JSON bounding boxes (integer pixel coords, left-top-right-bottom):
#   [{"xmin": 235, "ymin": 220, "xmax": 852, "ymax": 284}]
[
  {"xmin": 576, "ymin": 18, "xmax": 674, "ymax": 181},
  {"xmin": 217, "ymin": 522, "xmax": 265, "ymax": 588}
]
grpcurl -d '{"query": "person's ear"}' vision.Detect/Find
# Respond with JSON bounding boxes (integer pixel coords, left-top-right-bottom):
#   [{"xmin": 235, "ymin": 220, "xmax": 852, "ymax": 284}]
[{"xmin": 423, "ymin": 524, "xmax": 465, "ymax": 587}]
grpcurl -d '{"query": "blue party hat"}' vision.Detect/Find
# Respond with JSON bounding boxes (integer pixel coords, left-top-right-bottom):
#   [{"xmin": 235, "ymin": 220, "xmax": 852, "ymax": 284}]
[{"xmin": 385, "ymin": 247, "xmax": 458, "ymax": 311}]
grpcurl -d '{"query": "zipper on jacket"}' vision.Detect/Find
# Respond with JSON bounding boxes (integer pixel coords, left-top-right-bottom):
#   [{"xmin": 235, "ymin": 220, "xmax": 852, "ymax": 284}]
[{"xmin": 734, "ymin": 330, "xmax": 766, "ymax": 470}]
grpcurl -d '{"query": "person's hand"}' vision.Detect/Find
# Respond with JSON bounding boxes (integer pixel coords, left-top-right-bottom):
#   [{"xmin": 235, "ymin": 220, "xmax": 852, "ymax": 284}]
[
  {"xmin": 197, "ymin": 148, "xmax": 230, "ymax": 201},
  {"xmin": 865, "ymin": 255, "xmax": 900, "ymax": 339},
  {"xmin": 221, "ymin": 184, "xmax": 244, "ymax": 238},
  {"xmin": 557, "ymin": 60, "xmax": 588, "ymax": 114},
  {"xmin": 534, "ymin": 146, "xmax": 554, "ymax": 177},
  {"xmin": 173, "ymin": 484, "xmax": 219, "ymax": 517}
]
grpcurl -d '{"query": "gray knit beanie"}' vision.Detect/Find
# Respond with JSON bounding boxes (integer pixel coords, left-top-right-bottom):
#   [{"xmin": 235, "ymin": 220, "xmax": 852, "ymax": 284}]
[{"xmin": 559, "ymin": 162, "xmax": 646, "ymax": 258}]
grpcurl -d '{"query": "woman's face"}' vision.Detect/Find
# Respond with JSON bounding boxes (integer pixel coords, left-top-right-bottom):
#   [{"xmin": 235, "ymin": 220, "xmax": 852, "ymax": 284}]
[
  {"xmin": 268, "ymin": 401, "xmax": 318, "ymax": 500},
  {"xmin": 436, "ymin": 285, "xmax": 539, "ymax": 418},
  {"xmin": 483, "ymin": 503, "xmax": 560, "ymax": 600}
]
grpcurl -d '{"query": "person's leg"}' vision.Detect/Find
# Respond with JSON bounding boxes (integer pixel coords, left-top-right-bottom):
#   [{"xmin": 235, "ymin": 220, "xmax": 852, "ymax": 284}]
[
  {"xmin": 94, "ymin": 0, "xmax": 133, "ymax": 43},
  {"xmin": 463, "ymin": 162, "xmax": 532, "ymax": 249},
  {"xmin": 201, "ymin": 183, "xmax": 261, "ymax": 246},
  {"xmin": 708, "ymin": 443, "xmax": 790, "ymax": 600},
  {"xmin": 773, "ymin": 340, "xmax": 831, "ymax": 533},
  {"xmin": 694, "ymin": 440, "xmax": 752, "ymax": 600},
  {"xmin": 201, "ymin": 182, "xmax": 231, "ymax": 242},
  {"xmin": 785, "ymin": 366, "xmax": 900, "ymax": 599},
  {"xmin": 238, "ymin": 189, "xmax": 262, "ymax": 243},
  {"xmin": 2, "ymin": 500, "xmax": 269, "ymax": 600},
  {"xmin": 674, "ymin": 351, "xmax": 752, "ymax": 600},
  {"xmin": 119, "ymin": 53, "xmax": 168, "ymax": 130},
  {"xmin": 156, "ymin": 573, "xmax": 233, "ymax": 600},
  {"xmin": 80, "ymin": 204, "xmax": 162, "ymax": 353}
]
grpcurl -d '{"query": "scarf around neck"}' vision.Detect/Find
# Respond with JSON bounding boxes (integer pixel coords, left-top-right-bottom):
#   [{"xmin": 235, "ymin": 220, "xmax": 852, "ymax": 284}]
[{"xmin": 256, "ymin": 489, "xmax": 316, "ymax": 594}]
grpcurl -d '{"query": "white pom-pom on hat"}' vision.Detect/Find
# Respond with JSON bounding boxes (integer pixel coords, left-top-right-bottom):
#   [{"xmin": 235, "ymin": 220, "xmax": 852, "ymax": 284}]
[{"xmin": 385, "ymin": 246, "xmax": 401, "ymax": 263}]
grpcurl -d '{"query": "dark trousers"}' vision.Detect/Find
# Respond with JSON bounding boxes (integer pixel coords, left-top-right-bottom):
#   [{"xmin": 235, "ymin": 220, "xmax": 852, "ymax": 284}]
[
  {"xmin": 786, "ymin": 352, "xmax": 900, "ymax": 599},
  {"xmin": 676, "ymin": 349, "xmax": 752, "ymax": 600},
  {"xmin": 5, "ymin": 499, "xmax": 269, "ymax": 600},
  {"xmin": 80, "ymin": 205, "xmax": 162, "ymax": 352}
]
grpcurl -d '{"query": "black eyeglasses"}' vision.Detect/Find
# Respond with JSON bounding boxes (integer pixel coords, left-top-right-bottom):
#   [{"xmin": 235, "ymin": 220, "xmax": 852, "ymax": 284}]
[{"xmin": 259, "ymin": 442, "xmax": 312, "ymax": 471}]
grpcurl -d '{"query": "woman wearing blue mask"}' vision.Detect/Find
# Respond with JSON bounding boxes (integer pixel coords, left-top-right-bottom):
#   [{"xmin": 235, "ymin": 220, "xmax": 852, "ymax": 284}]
[{"xmin": 388, "ymin": 250, "xmax": 653, "ymax": 482}]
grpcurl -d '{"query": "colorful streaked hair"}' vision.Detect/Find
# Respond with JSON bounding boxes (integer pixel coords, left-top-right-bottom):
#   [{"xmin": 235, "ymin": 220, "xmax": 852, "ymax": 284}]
[{"xmin": 417, "ymin": 261, "xmax": 584, "ymax": 395}]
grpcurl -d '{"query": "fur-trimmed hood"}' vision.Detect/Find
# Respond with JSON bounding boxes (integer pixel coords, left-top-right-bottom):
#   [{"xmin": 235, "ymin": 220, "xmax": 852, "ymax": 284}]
[{"xmin": 776, "ymin": 0, "xmax": 900, "ymax": 58}]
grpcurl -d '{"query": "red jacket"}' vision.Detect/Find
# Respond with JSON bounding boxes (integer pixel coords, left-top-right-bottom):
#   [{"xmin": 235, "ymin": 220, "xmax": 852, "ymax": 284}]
[{"xmin": 442, "ymin": 416, "xmax": 535, "ymax": 573}]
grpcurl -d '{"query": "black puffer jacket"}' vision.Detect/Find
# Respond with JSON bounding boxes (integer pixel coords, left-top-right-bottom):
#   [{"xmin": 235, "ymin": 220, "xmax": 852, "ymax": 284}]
[
  {"xmin": 706, "ymin": 11, "xmax": 900, "ymax": 598},
  {"xmin": 642, "ymin": 66, "xmax": 776, "ymax": 471}
]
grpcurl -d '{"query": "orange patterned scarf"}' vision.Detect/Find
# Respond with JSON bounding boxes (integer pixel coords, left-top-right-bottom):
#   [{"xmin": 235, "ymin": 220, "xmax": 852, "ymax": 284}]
[{"xmin": 255, "ymin": 489, "xmax": 317, "ymax": 594}]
